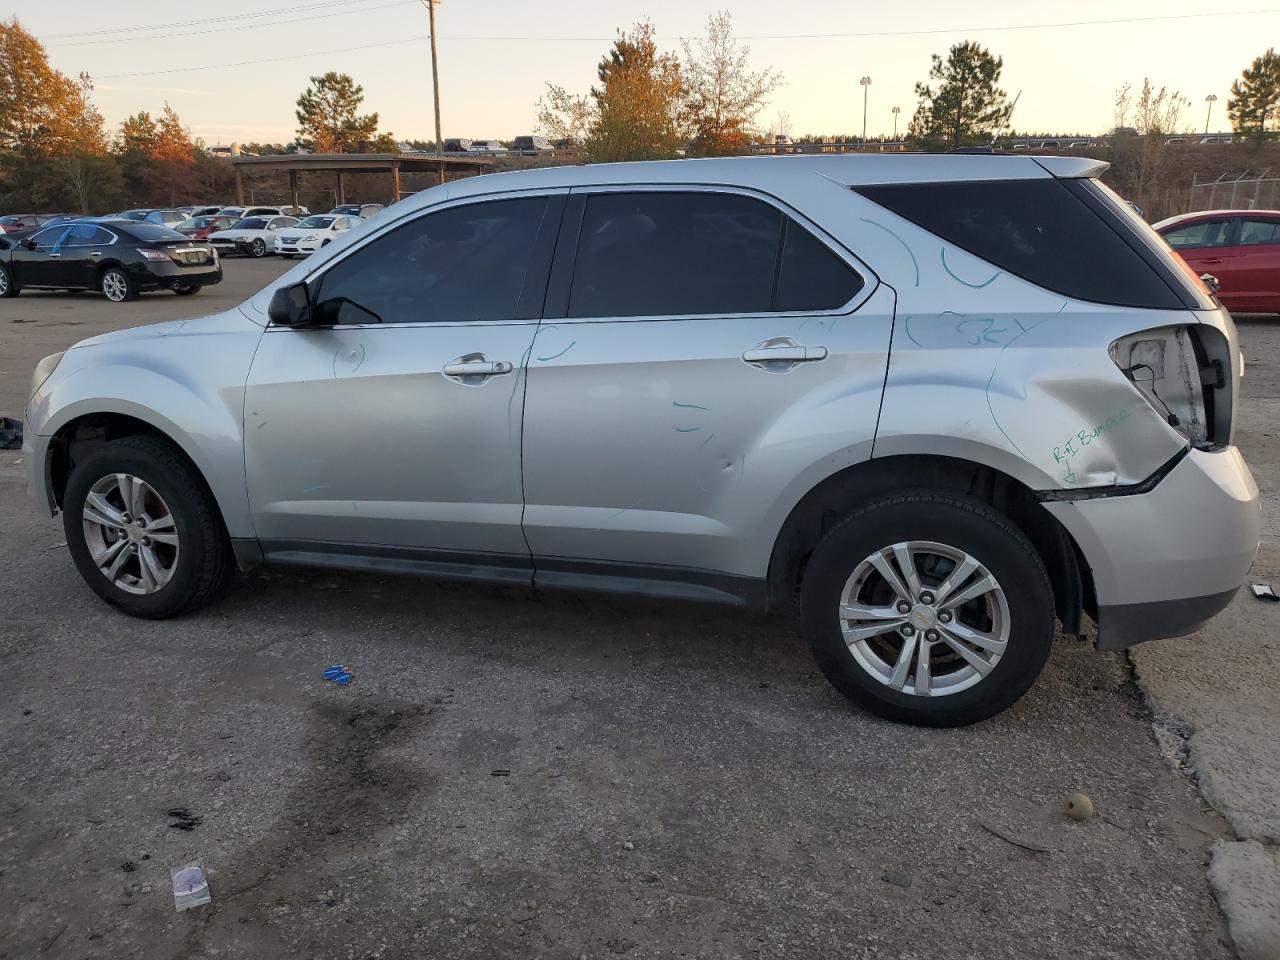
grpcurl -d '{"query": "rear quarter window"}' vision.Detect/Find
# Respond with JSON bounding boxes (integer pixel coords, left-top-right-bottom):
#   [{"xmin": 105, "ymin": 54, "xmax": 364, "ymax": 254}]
[{"xmin": 855, "ymin": 179, "xmax": 1187, "ymax": 309}]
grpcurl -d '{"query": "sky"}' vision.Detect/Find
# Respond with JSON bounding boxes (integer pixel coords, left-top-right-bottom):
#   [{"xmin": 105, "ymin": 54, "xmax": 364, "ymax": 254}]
[{"xmin": 11, "ymin": 1, "xmax": 1279, "ymax": 146}]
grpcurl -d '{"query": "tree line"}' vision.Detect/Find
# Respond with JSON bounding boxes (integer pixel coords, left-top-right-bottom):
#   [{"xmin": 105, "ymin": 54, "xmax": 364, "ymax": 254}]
[
  {"xmin": 0, "ymin": 18, "xmax": 398, "ymax": 213},
  {"xmin": 2, "ymin": 10, "xmax": 1279, "ymax": 213}
]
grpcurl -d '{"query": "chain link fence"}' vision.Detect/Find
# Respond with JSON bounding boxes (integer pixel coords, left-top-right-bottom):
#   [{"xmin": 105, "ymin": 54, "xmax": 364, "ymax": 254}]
[{"xmin": 1189, "ymin": 171, "xmax": 1280, "ymax": 211}]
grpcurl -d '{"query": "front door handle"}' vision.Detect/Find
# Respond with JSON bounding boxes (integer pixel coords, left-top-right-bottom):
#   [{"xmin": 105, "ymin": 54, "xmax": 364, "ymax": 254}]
[
  {"xmin": 89, "ymin": 250, "xmax": 102, "ymax": 257},
  {"xmin": 442, "ymin": 354, "xmax": 513, "ymax": 384},
  {"xmin": 48, "ymin": 252, "xmax": 61, "ymax": 258},
  {"xmin": 742, "ymin": 345, "xmax": 827, "ymax": 363}
]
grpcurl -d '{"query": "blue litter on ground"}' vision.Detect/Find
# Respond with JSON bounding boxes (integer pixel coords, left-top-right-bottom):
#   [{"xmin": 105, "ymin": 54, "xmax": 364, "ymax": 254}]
[{"xmin": 323, "ymin": 665, "xmax": 355, "ymax": 685}]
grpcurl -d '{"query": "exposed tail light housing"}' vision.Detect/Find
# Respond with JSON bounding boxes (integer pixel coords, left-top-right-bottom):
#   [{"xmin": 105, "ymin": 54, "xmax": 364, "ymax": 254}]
[{"xmin": 1110, "ymin": 326, "xmax": 1214, "ymax": 446}]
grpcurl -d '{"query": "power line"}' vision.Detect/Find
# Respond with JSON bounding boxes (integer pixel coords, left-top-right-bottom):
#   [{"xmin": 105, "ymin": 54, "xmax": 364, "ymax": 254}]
[
  {"xmin": 46, "ymin": 0, "xmax": 415, "ymax": 48},
  {"xmin": 40, "ymin": 0, "xmax": 375, "ymax": 40},
  {"xmin": 97, "ymin": 36, "xmax": 426, "ymax": 79},
  {"xmin": 87, "ymin": 6, "xmax": 1280, "ymax": 81}
]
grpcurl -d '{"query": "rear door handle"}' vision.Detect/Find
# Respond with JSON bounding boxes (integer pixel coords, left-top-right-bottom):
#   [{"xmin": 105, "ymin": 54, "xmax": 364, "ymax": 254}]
[
  {"xmin": 48, "ymin": 252, "xmax": 61, "ymax": 258},
  {"xmin": 742, "ymin": 345, "xmax": 828, "ymax": 363},
  {"xmin": 89, "ymin": 251, "xmax": 102, "ymax": 257}
]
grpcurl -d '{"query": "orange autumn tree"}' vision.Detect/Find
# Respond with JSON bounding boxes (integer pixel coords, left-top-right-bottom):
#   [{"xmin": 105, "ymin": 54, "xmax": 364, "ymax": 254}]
[{"xmin": 0, "ymin": 16, "xmax": 118, "ymax": 210}]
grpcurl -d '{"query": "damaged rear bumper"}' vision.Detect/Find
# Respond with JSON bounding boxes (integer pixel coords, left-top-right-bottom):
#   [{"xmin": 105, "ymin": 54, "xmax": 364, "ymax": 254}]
[{"xmin": 1042, "ymin": 445, "xmax": 1260, "ymax": 650}]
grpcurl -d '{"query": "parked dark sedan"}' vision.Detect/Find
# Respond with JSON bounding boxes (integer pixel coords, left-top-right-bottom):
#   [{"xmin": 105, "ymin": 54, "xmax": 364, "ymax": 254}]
[{"xmin": 0, "ymin": 219, "xmax": 222, "ymax": 302}]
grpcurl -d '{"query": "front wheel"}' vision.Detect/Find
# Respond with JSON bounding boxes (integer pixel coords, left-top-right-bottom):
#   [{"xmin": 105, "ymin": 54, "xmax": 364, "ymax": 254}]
[
  {"xmin": 100, "ymin": 267, "xmax": 137, "ymax": 302},
  {"xmin": 249, "ymin": 238, "xmax": 266, "ymax": 258},
  {"xmin": 801, "ymin": 492, "xmax": 1054, "ymax": 727},
  {"xmin": 63, "ymin": 436, "xmax": 233, "ymax": 618}
]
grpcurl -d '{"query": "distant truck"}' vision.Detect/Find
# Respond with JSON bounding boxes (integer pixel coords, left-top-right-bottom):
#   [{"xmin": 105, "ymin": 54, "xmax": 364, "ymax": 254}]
[
  {"xmin": 513, "ymin": 135, "xmax": 553, "ymax": 152},
  {"xmin": 443, "ymin": 138, "xmax": 472, "ymax": 152}
]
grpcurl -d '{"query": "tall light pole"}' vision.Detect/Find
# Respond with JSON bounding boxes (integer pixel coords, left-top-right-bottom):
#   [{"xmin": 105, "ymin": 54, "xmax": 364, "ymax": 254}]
[
  {"xmin": 892, "ymin": 105, "xmax": 901, "ymax": 140},
  {"xmin": 421, "ymin": 0, "xmax": 444, "ymax": 182},
  {"xmin": 1204, "ymin": 93, "xmax": 1218, "ymax": 135},
  {"xmin": 859, "ymin": 76, "xmax": 872, "ymax": 148}
]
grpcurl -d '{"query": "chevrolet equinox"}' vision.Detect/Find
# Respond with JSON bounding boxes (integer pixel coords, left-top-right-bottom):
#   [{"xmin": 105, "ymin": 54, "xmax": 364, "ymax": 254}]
[{"xmin": 23, "ymin": 155, "xmax": 1260, "ymax": 726}]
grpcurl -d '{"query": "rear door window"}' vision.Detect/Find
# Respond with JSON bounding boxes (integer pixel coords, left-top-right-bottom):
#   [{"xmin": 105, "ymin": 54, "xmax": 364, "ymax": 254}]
[
  {"xmin": 566, "ymin": 191, "xmax": 863, "ymax": 318},
  {"xmin": 856, "ymin": 179, "xmax": 1186, "ymax": 309},
  {"xmin": 1163, "ymin": 220, "xmax": 1233, "ymax": 249},
  {"xmin": 1237, "ymin": 218, "xmax": 1280, "ymax": 245}
]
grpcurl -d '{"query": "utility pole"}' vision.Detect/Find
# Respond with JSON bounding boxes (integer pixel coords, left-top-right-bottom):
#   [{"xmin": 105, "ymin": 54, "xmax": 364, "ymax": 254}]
[
  {"xmin": 1204, "ymin": 94, "xmax": 1218, "ymax": 135},
  {"xmin": 892, "ymin": 105, "xmax": 901, "ymax": 140},
  {"xmin": 422, "ymin": 0, "xmax": 444, "ymax": 183},
  {"xmin": 860, "ymin": 76, "xmax": 872, "ymax": 148}
]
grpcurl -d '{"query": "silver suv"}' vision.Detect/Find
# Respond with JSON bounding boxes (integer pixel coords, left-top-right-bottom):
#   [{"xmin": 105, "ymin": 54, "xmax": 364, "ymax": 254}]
[{"xmin": 23, "ymin": 155, "xmax": 1260, "ymax": 726}]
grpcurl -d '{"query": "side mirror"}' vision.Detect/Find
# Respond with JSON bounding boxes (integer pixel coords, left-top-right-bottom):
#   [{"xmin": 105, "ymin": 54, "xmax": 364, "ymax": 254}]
[
  {"xmin": 22, "ymin": 237, "xmax": 37, "ymax": 250},
  {"xmin": 267, "ymin": 282, "xmax": 313, "ymax": 327},
  {"xmin": 1200, "ymin": 273, "xmax": 1220, "ymax": 295}
]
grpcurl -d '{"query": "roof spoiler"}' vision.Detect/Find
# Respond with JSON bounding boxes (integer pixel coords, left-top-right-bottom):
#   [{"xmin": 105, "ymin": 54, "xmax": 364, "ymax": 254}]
[{"xmin": 1032, "ymin": 156, "xmax": 1110, "ymax": 178}]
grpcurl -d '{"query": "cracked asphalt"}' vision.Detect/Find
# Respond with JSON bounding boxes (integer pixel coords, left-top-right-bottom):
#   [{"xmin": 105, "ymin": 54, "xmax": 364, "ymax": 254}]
[{"xmin": 0, "ymin": 259, "xmax": 1275, "ymax": 959}]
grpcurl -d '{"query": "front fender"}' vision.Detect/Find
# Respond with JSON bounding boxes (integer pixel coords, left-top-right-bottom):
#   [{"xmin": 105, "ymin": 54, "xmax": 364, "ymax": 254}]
[{"xmin": 26, "ymin": 314, "xmax": 264, "ymax": 538}]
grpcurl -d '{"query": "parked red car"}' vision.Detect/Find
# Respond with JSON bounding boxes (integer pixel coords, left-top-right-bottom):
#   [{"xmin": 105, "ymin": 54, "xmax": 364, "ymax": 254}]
[
  {"xmin": 174, "ymin": 215, "xmax": 238, "ymax": 240},
  {"xmin": 1155, "ymin": 209, "xmax": 1280, "ymax": 314}
]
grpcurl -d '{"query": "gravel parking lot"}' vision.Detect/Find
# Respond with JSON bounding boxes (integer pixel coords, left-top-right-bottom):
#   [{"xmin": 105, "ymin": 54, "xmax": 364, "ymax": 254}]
[{"xmin": 1, "ymin": 259, "xmax": 1276, "ymax": 959}]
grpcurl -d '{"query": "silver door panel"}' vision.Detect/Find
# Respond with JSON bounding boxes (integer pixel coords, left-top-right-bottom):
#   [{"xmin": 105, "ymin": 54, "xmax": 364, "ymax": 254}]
[
  {"xmin": 521, "ymin": 283, "xmax": 896, "ymax": 578},
  {"xmin": 244, "ymin": 323, "xmax": 536, "ymax": 554}
]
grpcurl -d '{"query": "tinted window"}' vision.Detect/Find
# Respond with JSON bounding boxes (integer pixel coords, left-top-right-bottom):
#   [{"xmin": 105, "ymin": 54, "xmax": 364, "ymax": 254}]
[
  {"xmin": 567, "ymin": 192, "xmax": 862, "ymax": 318},
  {"xmin": 1238, "ymin": 218, "xmax": 1280, "ymax": 245},
  {"xmin": 775, "ymin": 219, "xmax": 864, "ymax": 310},
  {"xmin": 268, "ymin": 217, "xmax": 294, "ymax": 229},
  {"xmin": 299, "ymin": 216, "xmax": 336, "ymax": 229},
  {"xmin": 238, "ymin": 218, "xmax": 270, "ymax": 230},
  {"xmin": 569, "ymin": 192, "xmax": 780, "ymax": 318},
  {"xmin": 316, "ymin": 196, "xmax": 551, "ymax": 325},
  {"xmin": 856, "ymin": 179, "xmax": 1185, "ymax": 309},
  {"xmin": 1163, "ymin": 220, "xmax": 1232, "ymax": 249}
]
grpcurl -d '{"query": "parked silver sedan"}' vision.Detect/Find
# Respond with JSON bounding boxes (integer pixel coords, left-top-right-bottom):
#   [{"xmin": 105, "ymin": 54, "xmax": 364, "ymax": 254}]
[{"xmin": 23, "ymin": 155, "xmax": 1259, "ymax": 726}]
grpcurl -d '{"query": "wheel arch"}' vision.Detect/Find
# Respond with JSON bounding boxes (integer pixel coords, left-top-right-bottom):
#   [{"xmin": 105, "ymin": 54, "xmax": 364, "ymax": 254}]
[
  {"xmin": 43, "ymin": 406, "xmax": 249, "ymax": 542},
  {"xmin": 767, "ymin": 453, "xmax": 1094, "ymax": 634}
]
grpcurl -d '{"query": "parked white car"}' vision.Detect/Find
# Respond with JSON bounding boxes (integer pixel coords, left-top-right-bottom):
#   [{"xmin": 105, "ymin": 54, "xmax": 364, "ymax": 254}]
[
  {"xmin": 273, "ymin": 214, "xmax": 362, "ymax": 257},
  {"xmin": 208, "ymin": 215, "xmax": 300, "ymax": 258}
]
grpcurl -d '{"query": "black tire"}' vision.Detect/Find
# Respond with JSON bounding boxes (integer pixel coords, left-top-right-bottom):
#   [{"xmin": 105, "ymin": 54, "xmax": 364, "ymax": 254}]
[
  {"xmin": 0, "ymin": 263, "xmax": 18, "ymax": 298},
  {"xmin": 249, "ymin": 238, "xmax": 266, "ymax": 258},
  {"xmin": 173, "ymin": 284, "xmax": 200, "ymax": 296},
  {"xmin": 801, "ymin": 492, "xmax": 1054, "ymax": 727},
  {"xmin": 62, "ymin": 436, "xmax": 233, "ymax": 619},
  {"xmin": 321, "ymin": 239, "xmax": 331, "ymax": 247},
  {"xmin": 99, "ymin": 266, "xmax": 137, "ymax": 302}
]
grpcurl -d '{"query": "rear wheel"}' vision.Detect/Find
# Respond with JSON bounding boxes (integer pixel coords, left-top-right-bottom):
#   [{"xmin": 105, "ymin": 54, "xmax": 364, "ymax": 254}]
[
  {"xmin": 0, "ymin": 263, "xmax": 18, "ymax": 298},
  {"xmin": 249, "ymin": 238, "xmax": 266, "ymax": 258},
  {"xmin": 801, "ymin": 492, "xmax": 1055, "ymax": 727},
  {"xmin": 63, "ymin": 436, "xmax": 232, "ymax": 618},
  {"xmin": 100, "ymin": 267, "xmax": 136, "ymax": 303}
]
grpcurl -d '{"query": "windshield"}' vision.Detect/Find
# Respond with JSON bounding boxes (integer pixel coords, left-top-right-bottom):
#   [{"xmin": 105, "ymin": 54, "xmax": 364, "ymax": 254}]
[
  {"xmin": 330, "ymin": 206, "xmax": 358, "ymax": 215},
  {"xmin": 119, "ymin": 211, "xmax": 149, "ymax": 220},
  {"xmin": 177, "ymin": 218, "xmax": 213, "ymax": 230},
  {"xmin": 216, "ymin": 208, "xmax": 245, "ymax": 218},
  {"xmin": 298, "ymin": 216, "xmax": 336, "ymax": 229},
  {"xmin": 127, "ymin": 223, "xmax": 190, "ymax": 242},
  {"xmin": 236, "ymin": 217, "xmax": 269, "ymax": 230}
]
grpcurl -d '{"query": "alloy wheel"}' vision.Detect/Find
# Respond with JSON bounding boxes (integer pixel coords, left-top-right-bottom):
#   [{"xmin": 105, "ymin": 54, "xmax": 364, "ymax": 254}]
[
  {"xmin": 82, "ymin": 473, "xmax": 180, "ymax": 595},
  {"xmin": 838, "ymin": 540, "xmax": 1010, "ymax": 697},
  {"xmin": 102, "ymin": 271, "xmax": 128, "ymax": 302},
  {"xmin": 0, "ymin": 268, "xmax": 9, "ymax": 295},
  {"xmin": 251, "ymin": 239, "xmax": 265, "ymax": 257}
]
